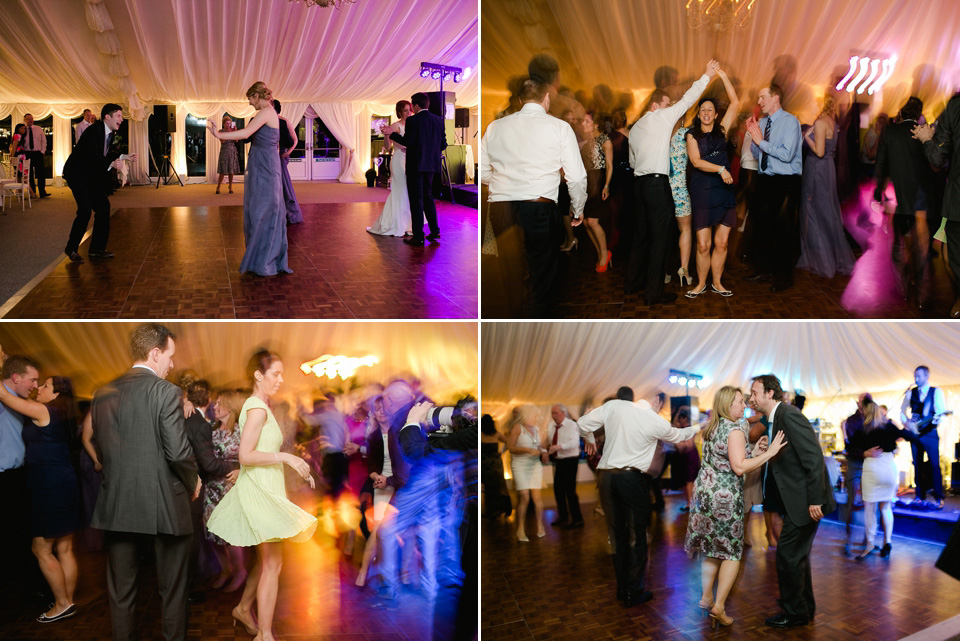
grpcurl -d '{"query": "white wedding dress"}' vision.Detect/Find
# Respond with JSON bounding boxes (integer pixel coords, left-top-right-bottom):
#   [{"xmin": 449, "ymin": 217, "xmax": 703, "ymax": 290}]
[{"xmin": 367, "ymin": 122, "xmax": 412, "ymax": 237}]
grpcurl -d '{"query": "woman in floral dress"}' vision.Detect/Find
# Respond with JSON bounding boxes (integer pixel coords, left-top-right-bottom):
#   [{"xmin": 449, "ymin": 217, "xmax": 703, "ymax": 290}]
[
  {"xmin": 684, "ymin": 386, "xmax": 786, "ymax": 627},
  {"xmin": 204, "ymin": 389, "xmax": 247, "ymax": 592}
]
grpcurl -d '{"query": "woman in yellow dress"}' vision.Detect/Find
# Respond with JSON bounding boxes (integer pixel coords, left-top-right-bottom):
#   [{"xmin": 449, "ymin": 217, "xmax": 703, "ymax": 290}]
[{"xmin": 207, "ymin": 350, "xmax": 318, "ymax": 641}]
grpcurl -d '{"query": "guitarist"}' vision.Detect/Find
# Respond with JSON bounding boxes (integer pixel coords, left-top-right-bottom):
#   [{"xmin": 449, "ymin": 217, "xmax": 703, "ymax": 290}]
[{"xmin": 900, "ymin": 365, "xmax": 947, "ymax": 509}]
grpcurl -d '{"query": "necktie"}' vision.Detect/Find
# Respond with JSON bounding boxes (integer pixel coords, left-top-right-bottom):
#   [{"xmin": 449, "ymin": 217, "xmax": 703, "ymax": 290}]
[
  {"xmin": 27, "ymin": 126, "xmax": 33, "ymax": 151},
  {"xmin": 760, "ymin": 118, "xmax": 771, "ymax": 171},
  {"xmin": 550, "ymin": 423, "xmax": 560, "ymax": 460},
  {"xmin": 105, "ymin": 131, "xmax": 114, "ymax": 156}
]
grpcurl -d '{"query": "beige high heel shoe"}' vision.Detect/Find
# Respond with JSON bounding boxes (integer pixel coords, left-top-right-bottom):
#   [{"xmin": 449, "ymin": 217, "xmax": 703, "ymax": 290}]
[
  {"xmin": 709, "ymin": 606, "xmax": 733, "ymax": 628},
  {"xmin": 678, "ymin": 267, "xmax": 692, "ymax": 287},
  {"xmin": 232, "ymin": 606, "xmax": 258, "ymax": 635}
]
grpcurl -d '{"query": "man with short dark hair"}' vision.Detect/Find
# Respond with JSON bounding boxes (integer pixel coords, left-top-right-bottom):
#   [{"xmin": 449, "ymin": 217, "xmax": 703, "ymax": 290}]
[
  {"xmin": 481, "ymin": 76, "xmax": 587, "ymax": 316},
  {"xmin": 21, "ymin": 113, "xmax": 49, "ymax": 198},
  {"xmin": 842, "ymin": 393, "xmax": 871, "ymax": 554},
  {"xmin": 546, "ymin": 404, "xmax": 584, "ymax": 528},
  {"xmin": 576, "ymin": 387, "xmax": 701, "ymax": 607},
  {"xmin": 382, "ymin": 92, "xmax": 446, "ymax": 246},
  {"xmin": 749, "ymin": 374, "xmax": 835, "ymax": 628},
  {"xmin": 900, "ymin": 365, "xmax": 947, "ymax": 509},
  {"xmin": 63, "ymin": 103, "xmax": 137, "ymax": 263},
  {"xmin": 746, "ymin": 84, "xmax": 804, "ymax": 292},
  {"xmin": 92, "ymin": 323, "xmax": 200, "ymax": 641},
  {"xmin": 75, "ymin": 109, "xmax": 95, "ymax": 144}
]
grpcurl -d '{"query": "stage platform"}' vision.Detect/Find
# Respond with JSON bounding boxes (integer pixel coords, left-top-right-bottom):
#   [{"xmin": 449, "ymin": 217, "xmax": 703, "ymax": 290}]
[
  {"xmin": 0, "ymin": 183, "xmax": 477, "ymax": 319},
  {"xmin": 828, "ymin": 490, "xmax": 960, "ymax": 545}
]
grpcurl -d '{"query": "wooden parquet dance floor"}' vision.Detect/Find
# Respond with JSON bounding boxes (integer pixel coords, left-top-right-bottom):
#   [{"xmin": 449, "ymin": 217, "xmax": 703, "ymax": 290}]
[
  {"xmin": 481, "ymin": 492, "xmax": 960, "ymax": 641},
  {"xmin": 2, "ymin": 200, "xmax": 477, "ymax": 319},
  {"xmin": 0, "ymin": 529, "xmax": 461, "ymax": 641}
]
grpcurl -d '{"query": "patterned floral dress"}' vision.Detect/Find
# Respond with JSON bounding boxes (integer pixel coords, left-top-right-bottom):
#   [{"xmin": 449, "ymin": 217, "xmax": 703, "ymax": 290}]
[
  {"xmin": 669, "ymin": 126, "xmax": 692, "ymax": 218},
  {"xmin": 684, "ymin": 417, "xmax": 752, "ymax": 561},
  {"xmin": 203, "ymin": 425, "xmax": 242, "ymax": 545}
]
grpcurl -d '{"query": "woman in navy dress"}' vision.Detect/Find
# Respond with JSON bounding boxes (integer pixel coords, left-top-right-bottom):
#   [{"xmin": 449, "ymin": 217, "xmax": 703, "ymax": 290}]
[
  {"xmin": 685, "ymin": 69, "xmax": 740, "ymax": 299},
  {"xmin": 208, "ymin": 81, "xmax": 291, "ymax": 276},
  {"xmin": 0, "ymin": 376, "xmax": 81, "ymax": 623}
]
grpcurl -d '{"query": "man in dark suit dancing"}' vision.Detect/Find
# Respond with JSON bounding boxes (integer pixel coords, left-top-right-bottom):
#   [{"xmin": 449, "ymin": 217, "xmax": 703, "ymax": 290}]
[
  {"xmin": 62, "ymin": 103, "xmax": 136, "ymax": 263},
  {"xmin": 382, "ymin": 92, "xmax": 447, "ymax": 246},
  {"xmin": 91, "ymin": 323, "xmax": 201, "ymax": 641},
  {"xmin": 749, "ymin": 374, "xmax": 836, "ymax": 628}
]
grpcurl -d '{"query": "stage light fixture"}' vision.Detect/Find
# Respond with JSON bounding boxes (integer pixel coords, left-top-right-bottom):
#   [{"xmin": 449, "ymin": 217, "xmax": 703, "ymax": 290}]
[
  {"xmin": 836, "ymin": 52, "xmax": 897, "ymax": 94},
  {"xmin": 678, "ymin": 376, "xmax": 687, "ymax": 387},
  {"xmin": 668, "ymin": 374, "xmax": 678, "ymax": 384},
  {"xmin": 419, "ymin": 67, "xmax": 430, "ymax": 78},
  {"xmin": 667, "ymin": 368, "xmax": 703, "ymax": 390},
  {"xmin": 453, "ymin": 72, "xmax": 462, "ymax": 83},
  {"xmin": 300, "ymin": 354, "xmax": 378, "ymax": 380}
]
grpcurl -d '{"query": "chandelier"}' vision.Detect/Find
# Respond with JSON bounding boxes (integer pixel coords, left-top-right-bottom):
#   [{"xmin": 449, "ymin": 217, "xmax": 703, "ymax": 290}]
[
  {"xmin": 289, "ymin": 0, "xmax": 358, "ymax": 8},
  {"xmin": 686, "ymin": 0, "xmax": 757, "ymax": 32}
]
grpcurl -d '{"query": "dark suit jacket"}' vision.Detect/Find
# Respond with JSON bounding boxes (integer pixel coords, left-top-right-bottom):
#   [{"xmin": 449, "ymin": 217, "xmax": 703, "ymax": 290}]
[
  {"xmin": 63, "ymin": 121, "xmax": 120, "ymax": 194},
  {"xmin": 184, "ymin": 410, "xmax": 239, "ymax": 514},
  {"xmin": 874, "ymin": 119, "xmax": 943, "ymax": 218},
  {"xmin": 91, "ymin": 368, "xmax": 199, "ymax": 536},
  {"xmin": 769, "ymin": 403, "xmax": 836, "ymax": 526},
  {"xmin": 923, "ymin": 93, "xmax": 960, "ymax": 222},
  {"xmin": 390, "ymin": 109, "xmax": 447, "ymax": 173},
  {"xmin": 367, "ymin": 426, "xmax": 408, "ymax": 489}
]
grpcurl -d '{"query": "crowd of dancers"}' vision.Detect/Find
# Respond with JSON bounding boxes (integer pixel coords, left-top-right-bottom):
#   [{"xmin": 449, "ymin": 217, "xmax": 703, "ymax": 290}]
[
  {"xmin": 0, "ymin": 324, "xmax": 476, "ymax": 640},
  {"xmin": 482, "ymin": 52, "xmax": 960, "ymax": 317},
  {"xmin": 482, "ymin": 366, "xmax": 950, "ymax": 629}
]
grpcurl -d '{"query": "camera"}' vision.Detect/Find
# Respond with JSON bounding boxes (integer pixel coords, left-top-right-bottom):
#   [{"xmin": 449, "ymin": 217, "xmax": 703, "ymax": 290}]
[{"xmin": 425, "ymin": 399, "xmax": 478, "ymax": 432}]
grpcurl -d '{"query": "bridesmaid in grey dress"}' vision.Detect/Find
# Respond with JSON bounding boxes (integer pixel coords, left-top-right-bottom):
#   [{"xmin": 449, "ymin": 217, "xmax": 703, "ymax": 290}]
[
  {"xmin": 272, "ymin": 98, "xmax": 303, "ymax": 225},
  {"xmin": 208, "ymin": 81, "xmax": 292, "ymax": 276}
]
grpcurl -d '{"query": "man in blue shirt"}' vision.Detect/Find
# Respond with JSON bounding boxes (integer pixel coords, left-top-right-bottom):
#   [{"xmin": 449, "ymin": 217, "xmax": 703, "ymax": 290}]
[{"xmin": 746, "ymin": 84, "xmax": 803, "ymax": 292}]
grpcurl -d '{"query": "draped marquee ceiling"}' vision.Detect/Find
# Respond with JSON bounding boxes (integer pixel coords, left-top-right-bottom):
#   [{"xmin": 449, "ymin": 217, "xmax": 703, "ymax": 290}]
[
  {"xmin": 0, "ymin": 322, "xmax": 479, "ymax": 406},
  {"xmin": 481, "ymin": 322, "xmax": 960, "ymax": 411},
  {"xmin": 481, "ymin": 0, "xmax": 960, "ymax": 129},
  {"xmin": 0, "ymin": 0, "xmax": 478, "ymax": 108}
]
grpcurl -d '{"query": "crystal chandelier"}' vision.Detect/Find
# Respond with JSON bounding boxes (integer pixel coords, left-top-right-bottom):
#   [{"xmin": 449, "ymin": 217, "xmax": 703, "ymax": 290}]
[
  {"xmin": 290, "ymin": 0, "xmax": 359, "ymax": 8},
  {"xmin": 686, "ymin": 0, "xmax": 757, "ymax": 32}
]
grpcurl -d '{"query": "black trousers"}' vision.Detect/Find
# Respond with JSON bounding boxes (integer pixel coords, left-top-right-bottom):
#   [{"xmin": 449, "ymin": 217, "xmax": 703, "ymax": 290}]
[
  {"xmin": 66, "ymin": 181, "xmax": 111, "ymax": 254},
  {"xmin": 106, "ymin": 530, "xmax": 192, "ymax": 641},
  {"xmin": 552, "ymin": 457, "xmax": 583, "ymax": 523},
  {"xmin": 25, "ymin": 150, "xmax": 47, "ymax": 195},
  {"xmin": 489, "ymin": 200, "xmax": 561, "ymax": 317},
  {"xmin": 776, "ymin": 511, "xmax": 820, "ymax": 619},
  {"xmin": 0, "ymin": 466, "xmax": 46, "ymax": 596},
  {"xmin": 406, "ymin": 170, "xmax": 439, "ymax": 240},
  {"xmin": 599, "ymin": 469, "xmax": 652, "ymax": 593},
  {"xmin": 912, "ymin": 432, "xmax": 943, "ymax": 500},
  {"xmin": 753, "ymin": 173, "xmax": 802, "ymax": 286},
  {"xmin": 626, "ymin": 174, "xmax": 674, "ymax": 302}
]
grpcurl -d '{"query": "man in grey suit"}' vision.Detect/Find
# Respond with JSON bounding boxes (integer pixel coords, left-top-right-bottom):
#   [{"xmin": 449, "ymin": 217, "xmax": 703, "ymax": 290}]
[
  {"xmin": 750, "ymin": 374, "xmax": 836, "ymax": 628},
  {"xmin": 91, "ymin": 324, "xmax": 201, "ymax": 641}
]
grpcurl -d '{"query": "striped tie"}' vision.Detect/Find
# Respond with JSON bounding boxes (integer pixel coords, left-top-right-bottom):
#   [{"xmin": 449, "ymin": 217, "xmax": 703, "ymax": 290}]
[{"xmin": 760, "ymin": 118, "xmax": 771, "ymax": 171}]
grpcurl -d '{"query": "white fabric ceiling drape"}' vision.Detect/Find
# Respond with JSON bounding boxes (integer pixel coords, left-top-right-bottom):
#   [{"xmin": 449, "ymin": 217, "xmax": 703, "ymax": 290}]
[
  {"xmin": 0, "ymin": 322, "xmax": 479, "ymax": 405},
  {"xmin": 482, "ymin": 0, "xmax": 960, "ymax": 130},
  {"xmin": 0, "ymin": 0, "xmax": 477, "ymax": 184}
]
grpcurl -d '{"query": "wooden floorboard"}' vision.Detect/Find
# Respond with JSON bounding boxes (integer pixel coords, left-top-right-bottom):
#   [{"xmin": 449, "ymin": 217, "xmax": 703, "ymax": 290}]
[{"xmin": 481, "ymin": 492, "xmax": 960, "ymax": 640}]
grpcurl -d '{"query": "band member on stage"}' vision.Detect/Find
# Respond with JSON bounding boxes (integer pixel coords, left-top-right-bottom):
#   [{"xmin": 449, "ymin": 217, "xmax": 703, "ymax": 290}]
[{"xmin": 900, "ymin": 366, "xmax": 947, "ymax": 510}]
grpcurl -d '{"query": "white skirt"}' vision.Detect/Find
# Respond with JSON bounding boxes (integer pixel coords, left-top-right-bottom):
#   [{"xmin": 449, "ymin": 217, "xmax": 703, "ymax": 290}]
[
  {"xmin": 511, "ymin": 454, "xmax": 543, "ymax": 491},
  {"xmin": 862, "ymin": 451, "xmax": 898, "ymax": 503}
]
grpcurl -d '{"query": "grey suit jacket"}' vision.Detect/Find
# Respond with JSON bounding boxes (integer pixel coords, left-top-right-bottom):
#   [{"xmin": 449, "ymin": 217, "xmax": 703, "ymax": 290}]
[
  {"xmin": 91, "ymin": 368, "xmax": 198, "ymax": 536},
  {"xmin": 770, "ymin": 403, "xmax": 836, "ymax": 526}
]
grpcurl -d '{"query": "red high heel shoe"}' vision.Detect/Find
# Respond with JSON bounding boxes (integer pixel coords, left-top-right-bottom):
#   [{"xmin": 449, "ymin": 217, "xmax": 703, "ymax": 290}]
[{"xmin": 596, "ymin": 250, "xmax": 612, "ymax": 273}]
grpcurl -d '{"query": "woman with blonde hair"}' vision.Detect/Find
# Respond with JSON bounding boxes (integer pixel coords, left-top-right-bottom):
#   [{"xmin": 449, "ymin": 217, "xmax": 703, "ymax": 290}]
[
  {"xmin": 507, "ymin": 404, "xmax": 546, "ymax": 541},
  {"xmin": 207, "ymin": 82, "xmax": 291, "ymax": 276},
  {"xmin": 205, "ymin": 389, "xmax": 247, "ymax": 592},
  {"xmin": 797, "ymin": 93, "xmax": 856, "ymax": 277},
  {"xmin": 685, "ymin": 385, "xmax": 786, "ymax": 628},
  {"xmin": 216, "ymin": 114, "xmax": 241, "ymax": 194}
]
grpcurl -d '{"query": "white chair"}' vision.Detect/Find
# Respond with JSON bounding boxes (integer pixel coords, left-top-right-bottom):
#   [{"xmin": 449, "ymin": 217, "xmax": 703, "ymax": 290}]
[{"xmin": 2, "ymin": 157, "xmax": 32, "ymax": 211}]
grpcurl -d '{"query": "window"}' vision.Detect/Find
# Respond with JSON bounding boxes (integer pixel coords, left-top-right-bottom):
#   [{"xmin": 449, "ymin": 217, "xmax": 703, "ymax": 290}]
[
  {"xmin": 0, "ymin": 116, "xmax": 11, "ymax": 156},
  {"xmin": 185, "ymin": 114, "xmax": 207, "ymax": 176},
  {"xmin": 313, "ymin": 119, "xmax": 340, "ymax": 159}
]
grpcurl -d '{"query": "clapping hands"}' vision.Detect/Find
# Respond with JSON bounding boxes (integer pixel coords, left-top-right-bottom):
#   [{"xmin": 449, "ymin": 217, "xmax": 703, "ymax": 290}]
[
  {"xmin": 745, "ymin": 115, "xmax": 763, "ymax": 143},
  {"xmin": 912, "ymin": 122, "xmax": 934, "ymax": 142}
]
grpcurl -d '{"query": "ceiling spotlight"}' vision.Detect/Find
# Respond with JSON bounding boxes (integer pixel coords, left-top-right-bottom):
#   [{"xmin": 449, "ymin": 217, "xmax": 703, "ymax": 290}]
[{"xmin": 419, "ymin": 67, "xmax": 430, "ymax": 78}]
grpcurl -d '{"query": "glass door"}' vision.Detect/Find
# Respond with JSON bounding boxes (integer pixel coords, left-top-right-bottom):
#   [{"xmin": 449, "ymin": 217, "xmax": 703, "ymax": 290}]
[{"xmin": 288, "ymin": 113, "xmax": 340, "ymax": 180}]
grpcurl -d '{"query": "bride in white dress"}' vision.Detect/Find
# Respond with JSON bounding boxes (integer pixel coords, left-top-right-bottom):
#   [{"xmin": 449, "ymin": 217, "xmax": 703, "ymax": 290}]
[{"xmin": 367, "ymin": 100, "xmax": 413, "ymax": 237}]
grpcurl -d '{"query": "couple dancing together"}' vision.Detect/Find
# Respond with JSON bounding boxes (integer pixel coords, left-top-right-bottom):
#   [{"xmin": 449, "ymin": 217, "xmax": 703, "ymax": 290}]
[
  {"xmin": 367, "ymin": 92, "xmax": 447, "ymax": 246},
  {"xmin": 91, "ymin": 324, "xmax": 316, "ymax": 641}
]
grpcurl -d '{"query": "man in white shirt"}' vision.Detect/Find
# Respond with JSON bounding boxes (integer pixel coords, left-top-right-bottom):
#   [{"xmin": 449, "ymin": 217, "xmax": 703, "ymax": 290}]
[
  {"xmin": 900, "ymin": 365, "xmax": 947, "ymax": 508},
  {"xmin": 481, "ymin": 76, "xmax": 587, "ymax": 317},
  {"xmin": 21, "ymin": 113, "xmax": 50, "ymax": 198},
  {"xmin": 75, "ymin": 109, "xmax": 96, "ymax": 144},
  {"xmin": 626, "ymin": 60, "xmax": 719, "ymax": 305},
  {"xmin": 577, "ymin": 386, "xmax": 700, "ymax": 607},
  {"xmin": 546, "ymin": 404, "xmax": 584, "ymax": 528}
]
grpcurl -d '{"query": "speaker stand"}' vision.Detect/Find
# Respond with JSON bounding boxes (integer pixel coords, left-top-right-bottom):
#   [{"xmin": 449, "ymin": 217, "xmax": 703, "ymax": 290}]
[
  {"xmin": 155, "ymin": 153, "xmax": 184, "ymax": 189},
  {"xmin": 440, "ymin": 152, "xmax": 456, "ymax": 205}
]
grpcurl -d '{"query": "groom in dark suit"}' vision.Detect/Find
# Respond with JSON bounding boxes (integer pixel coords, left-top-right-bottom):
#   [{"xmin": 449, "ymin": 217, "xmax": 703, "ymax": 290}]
[
  {"xmin": 91, "ymin": 323, "xmax": 200, "ymax": 641},
  {"xmin": 382, "ymin": 92, "xmax": 447, "ymax": 246},
  {"xmin": 750, "ymin": 374, "xmax": 836, "ymax": 628},
  {"xmin": 62, "ymin": 103, "xmax": 135, "ymax": 263}
]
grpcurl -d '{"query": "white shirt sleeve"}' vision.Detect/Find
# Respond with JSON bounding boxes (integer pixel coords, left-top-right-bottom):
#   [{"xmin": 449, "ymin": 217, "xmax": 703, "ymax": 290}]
[
  {"xmin": 660, "ymin": 74, "xmax": 710, "ymax": 123},
  {"xmin": 479, "ymin": 128, "xmax": 491, "ymax": 185},
  {"xmin": 577, "ymin": 404, "xmax": 607, "ymax": 436},
  {"xmin": 560, "ymin": 123, "xmax": 588, "ymax": 218}
]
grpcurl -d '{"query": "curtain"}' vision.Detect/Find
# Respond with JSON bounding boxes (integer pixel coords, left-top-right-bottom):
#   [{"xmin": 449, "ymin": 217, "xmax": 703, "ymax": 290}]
[{"xmin": 314, "ymin": 102, "xmax": 365, "ymax": 183}]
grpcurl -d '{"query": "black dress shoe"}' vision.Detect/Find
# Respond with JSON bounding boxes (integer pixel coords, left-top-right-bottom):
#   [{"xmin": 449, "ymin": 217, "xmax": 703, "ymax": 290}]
[
  {"xmin": 403, "ymin": 237, "xmax": 424, "ymax": 246},
  {"xmin": 745, "ymin": 272, "xmax": 772, "ymax": 282},
  {"xmin": 616, "ymin": 588, "xmax": 626, "ymax": 601},
  {"xmin": 623, "ymin": 590, "xmax": 654, "ymax": 607},
  {"xmin": 769, "ymin": 282, "xmax": 794, "ymax": 293},
  {"xmin": 565, "ymin": 520, "xmax": 585, "ymax": 529},
  {"xmin": 39, "ymin": 193, "xmax": 51, "ymax": 199},
  {"xmin": 644, "ymin": 292, "xmax": 678, "ymax": 305},
  {"xmin": 765, "ymin": 613, "xmax": 809, "ymax": 627},
  {"xmin": 775, "ymin": 599, "xmax": 814, "ymax": 618},
  {"xmin": 880, "ymin": 543, "xmax": 892, "ymax": 557},
  {"xmin": 426, "ymin": 232, "xmax": 441, "ymax": 241},
  {"xmin": 950, "ymin": 298, "xmax": 960, "ymax": 319},
  {"xmin": 89, "ymin": 250, "xmax": 115, "ymax": 258},
  {"xmin": 550, "ymin": 519, "xmax": 569, "ymax": 527},
  {"xmin": 65, "ymin": 251, "xmax": 84, "ymax": 264}
]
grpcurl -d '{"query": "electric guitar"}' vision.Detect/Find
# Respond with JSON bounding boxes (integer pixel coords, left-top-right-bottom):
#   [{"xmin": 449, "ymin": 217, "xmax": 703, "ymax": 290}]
[{"xmin": 907, "ymin": 411, "xmax": 953, "ymax": 437}]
